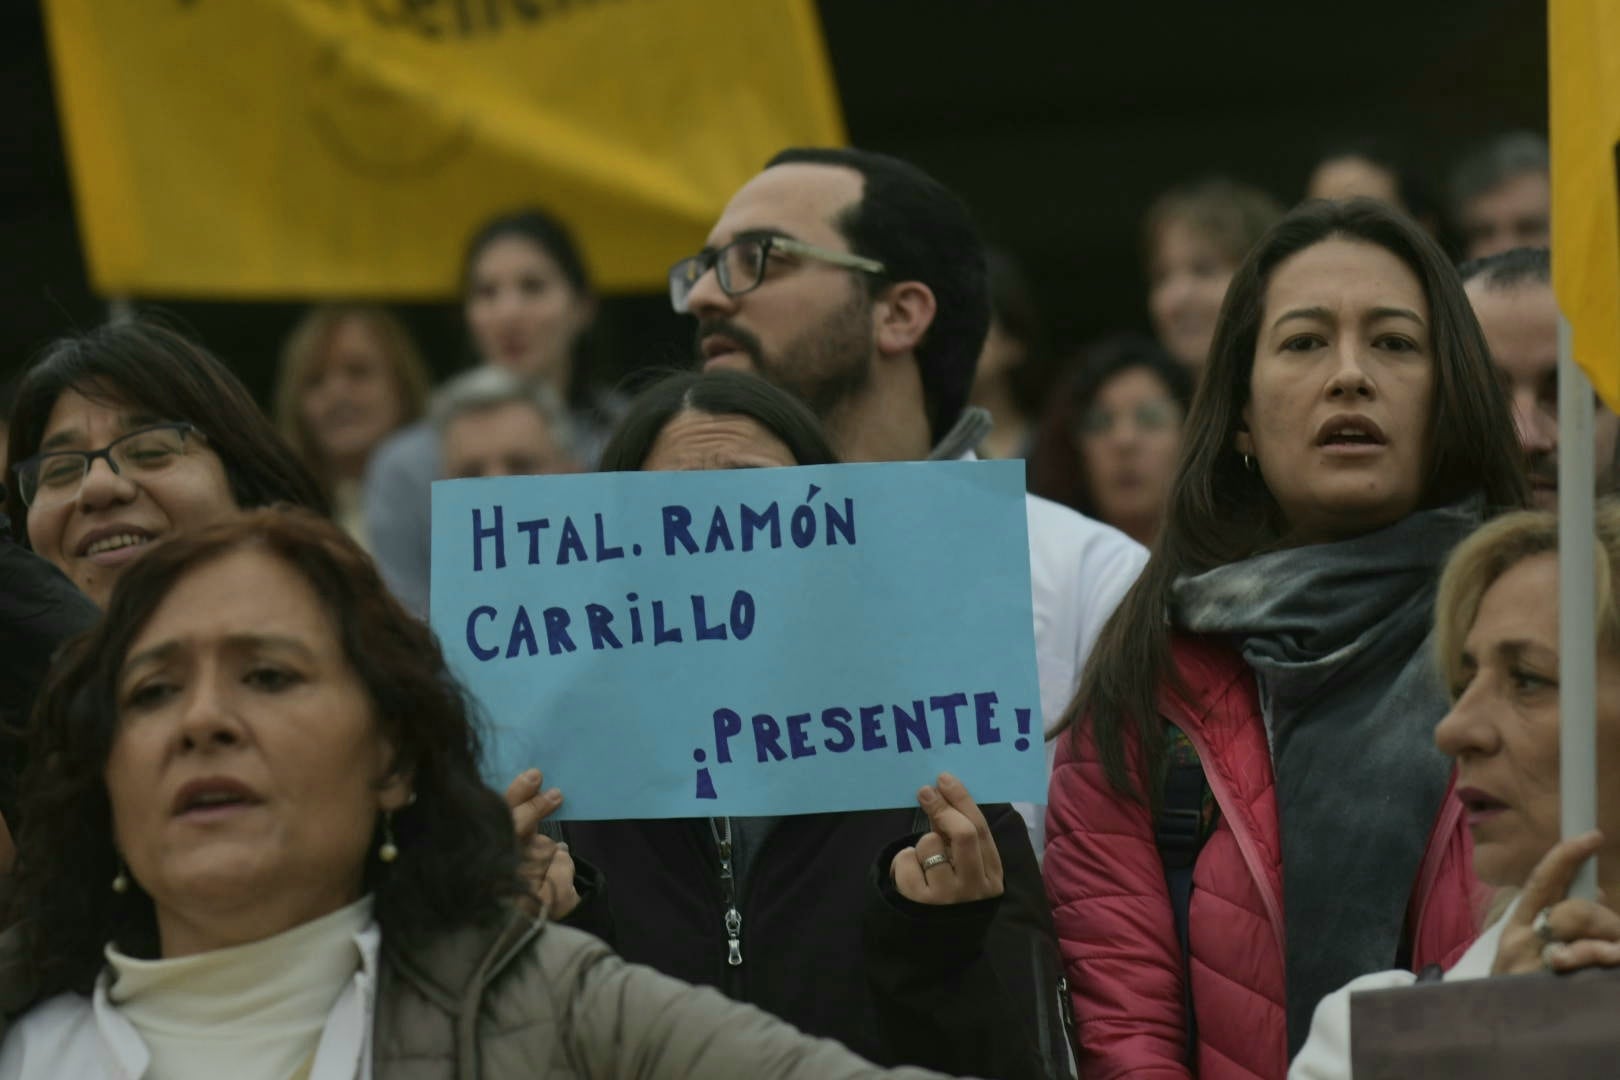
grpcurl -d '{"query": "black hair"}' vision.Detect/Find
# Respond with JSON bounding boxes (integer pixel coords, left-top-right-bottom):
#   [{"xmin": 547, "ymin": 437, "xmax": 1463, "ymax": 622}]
[
  {"xmin": 1457, "ymin": 245, "xmax": 1551, "ymax": 290},
  {"xmin": 1062, "ymin": 198, "xmax": 1530, "ymax": 801},
  {"xmin": 764, "ymin": 147, "xmax": 990, "ymax": 445},
  {"xmin": 599, "ymin": 369, "xmax": 839, "ymax": 470},
  {"xmin": 5, "ymin": 320, "xmax": 328, "ymax": 535},
  {"xmin": 1449, "ymin": 131, "xmax": 1550, "ymax": 213}
]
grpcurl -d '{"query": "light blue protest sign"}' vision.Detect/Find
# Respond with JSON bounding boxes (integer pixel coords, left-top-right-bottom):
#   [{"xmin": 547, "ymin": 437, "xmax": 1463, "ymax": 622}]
[{"xmin": 430, "ymin": 460, "xmax": 1042, "ymax": 819}]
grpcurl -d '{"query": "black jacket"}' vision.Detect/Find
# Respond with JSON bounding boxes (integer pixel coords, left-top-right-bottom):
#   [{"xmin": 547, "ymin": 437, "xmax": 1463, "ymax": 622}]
[
  {"xmin": 0, "ymin": 522, "xmax": 98, "ymax": 824},
  {"xmin": 557, "ymin": 806, "xmax": 1076, "ymax": 1080}
]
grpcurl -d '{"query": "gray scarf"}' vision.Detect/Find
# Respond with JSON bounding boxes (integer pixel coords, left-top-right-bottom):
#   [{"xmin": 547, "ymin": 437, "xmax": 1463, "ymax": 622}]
[{"xmin": 1171, "ymin": 498, "xmax": 1483, "ymax": 1056}]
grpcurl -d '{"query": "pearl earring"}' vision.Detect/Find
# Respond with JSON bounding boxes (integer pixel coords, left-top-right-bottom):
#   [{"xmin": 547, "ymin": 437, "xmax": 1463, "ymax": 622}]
[
  {"xmin": 111, "ymin": 864, "xmax": 130, "ymax": 894},
  {"xmin": 378, "ymin": 811, "xmax": 399, "ymax": 864}
]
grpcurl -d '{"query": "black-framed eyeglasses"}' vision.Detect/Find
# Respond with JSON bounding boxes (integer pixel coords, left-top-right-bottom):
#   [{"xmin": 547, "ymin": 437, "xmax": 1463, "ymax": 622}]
[
  {"xmin": 668, "ymin": 235, "xmax": 887, "ymax": 314},
  {"xmin": 14, "ymin": 422, "xmax": 203, "ymax": 509}
]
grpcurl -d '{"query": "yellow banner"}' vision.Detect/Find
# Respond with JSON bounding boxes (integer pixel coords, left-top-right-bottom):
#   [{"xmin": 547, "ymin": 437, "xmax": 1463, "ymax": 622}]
[
  {"xmin": 42, "ymin": 0, "xmax": 846, "ymax": 298},
  {"xmin": 1550, "ymin": 0, "xmax": 1620, "ymax": 412}
]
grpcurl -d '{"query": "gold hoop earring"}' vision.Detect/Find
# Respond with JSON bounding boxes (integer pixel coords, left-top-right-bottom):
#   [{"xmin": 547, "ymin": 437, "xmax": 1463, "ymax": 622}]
[{"xmin": 1242, "ymin": 453, "xmax": 1258, "ymax": 474}]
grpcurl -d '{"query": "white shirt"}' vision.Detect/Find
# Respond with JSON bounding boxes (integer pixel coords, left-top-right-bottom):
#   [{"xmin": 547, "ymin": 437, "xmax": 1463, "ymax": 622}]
[
  {"xmin": 1288, "ymin": 897, "xmax": 1518, "ymax": 1080},
  {"xmin": 0, "ymin": 898, "xmax": 381, "ymax": 1080},
  {"xmin": 1014, "ymin": 491, "xmax": 1148, "ymax": 850}
]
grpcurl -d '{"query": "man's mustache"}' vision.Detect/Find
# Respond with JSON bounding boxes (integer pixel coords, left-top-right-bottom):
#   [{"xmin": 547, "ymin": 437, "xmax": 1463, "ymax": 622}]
[{"xmin": 693, "ymin": 320, "xmax": 766, "ymax": 366}]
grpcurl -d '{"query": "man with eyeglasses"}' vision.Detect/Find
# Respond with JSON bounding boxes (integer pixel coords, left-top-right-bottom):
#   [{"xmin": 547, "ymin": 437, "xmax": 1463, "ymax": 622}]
[
  {"xmin": 561, "ymin": 149, "xmax": 1148, "ymax": 1078},
  {"xmin": 673, "ymin": 147, "xmax": 1146, "ymax": 781}
]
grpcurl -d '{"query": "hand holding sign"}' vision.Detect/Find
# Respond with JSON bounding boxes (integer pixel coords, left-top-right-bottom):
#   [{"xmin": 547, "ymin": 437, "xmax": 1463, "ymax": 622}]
[
  {"xmin": 505, "ymin": 768, "xmax": 580, "ymax": 919},
  {"xmin": 1493, "ymin": 830, "xmax": 1620, "ymax": 975},
  {"xmin": 891, "ymin": 773, "xmax": 1005, "ymax": 905}
]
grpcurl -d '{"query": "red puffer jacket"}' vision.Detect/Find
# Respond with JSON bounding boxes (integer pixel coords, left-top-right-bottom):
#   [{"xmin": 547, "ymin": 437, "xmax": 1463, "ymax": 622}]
[{"xmin": 1044, "ymin": 634, "xmax": 1480, "ymax": 1080}]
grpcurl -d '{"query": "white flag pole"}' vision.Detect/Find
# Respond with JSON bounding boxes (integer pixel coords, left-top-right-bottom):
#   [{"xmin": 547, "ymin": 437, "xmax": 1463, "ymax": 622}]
[{"xmin": 1557, "ymin": 312, "xmax": 1599, "ymax": 902}]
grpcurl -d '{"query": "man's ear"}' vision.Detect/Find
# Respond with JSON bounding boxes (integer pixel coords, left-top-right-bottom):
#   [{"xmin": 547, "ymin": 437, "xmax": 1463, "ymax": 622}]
[{"xmin": 874, "ymin": 281, "xmax": 936, "ymax": 359}]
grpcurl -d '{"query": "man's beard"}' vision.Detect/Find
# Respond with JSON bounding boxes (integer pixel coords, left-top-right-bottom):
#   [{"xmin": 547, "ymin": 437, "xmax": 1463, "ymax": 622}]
[{"xmin": 693, "ymin": 294, "xmax": 874, "ymax": 425}]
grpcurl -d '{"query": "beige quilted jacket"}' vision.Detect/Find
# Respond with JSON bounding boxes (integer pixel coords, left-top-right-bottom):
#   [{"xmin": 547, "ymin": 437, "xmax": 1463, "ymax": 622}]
[{"xmin": 1, "ymin": 910, "xmax": 960, "ymax": 1080}]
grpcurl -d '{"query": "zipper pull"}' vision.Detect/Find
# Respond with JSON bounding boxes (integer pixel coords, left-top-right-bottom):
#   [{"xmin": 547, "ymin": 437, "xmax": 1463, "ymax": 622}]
[{"xmin": 724, "ymin": 907, "xmax": 743, "ymax": 966}]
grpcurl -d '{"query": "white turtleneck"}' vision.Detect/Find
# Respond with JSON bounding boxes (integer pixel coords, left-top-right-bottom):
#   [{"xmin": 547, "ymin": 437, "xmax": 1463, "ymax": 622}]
[
  {"xmin": 0, "ymin": 896, "xmax": 380, "ymax": 1080},
  {"xmin": 106, "ymin": 896, "xmax": 374, "ymax": 1080}
]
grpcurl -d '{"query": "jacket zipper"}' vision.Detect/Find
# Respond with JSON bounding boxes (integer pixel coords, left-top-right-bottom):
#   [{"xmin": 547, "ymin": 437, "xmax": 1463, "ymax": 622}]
[{"xmin": 709, "ymin": 817, "xmax": 744, "ymax": 971}]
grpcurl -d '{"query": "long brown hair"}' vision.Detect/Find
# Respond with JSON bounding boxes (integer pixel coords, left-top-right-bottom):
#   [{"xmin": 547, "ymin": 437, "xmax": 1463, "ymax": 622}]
[{"xmin": 1061, "ymin": 198, "xmax": 1530, "ymax": 801}]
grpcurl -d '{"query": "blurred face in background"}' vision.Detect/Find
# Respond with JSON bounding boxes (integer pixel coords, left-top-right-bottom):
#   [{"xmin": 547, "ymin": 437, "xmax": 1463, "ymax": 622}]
[
  {"xmin": 1149, "ymin": 216, "xmax": 1235, "ymax": 374},
  {"xmin": 1076, "ymin": 366, "xmax": 1184, "ymax": 546},
  {"xmin": 299, "ymin": 317, "xmax": 408, "ymax": 476},
  {"xmin": 465, "ymin": 235, "xmax": 595, "ymax": 386},
  {"xmin": 441, "ymin": 400, "xmax": 574, "ymax": 480},
  {"xmin": 1306, "ymin": 156, "xmax": 1402, "ymax": 207},
  {"xmin": 1459, "ymin": 170, "xmax": 1551, "ymax": 261},
  {"xmin": 1465, "ymin": 278, "xmax": 1620, "ymax": 511}
]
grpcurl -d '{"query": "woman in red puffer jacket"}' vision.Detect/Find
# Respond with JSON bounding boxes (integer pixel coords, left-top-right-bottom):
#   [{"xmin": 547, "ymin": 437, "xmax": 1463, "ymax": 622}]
[{"xmin": 1043, "ymin": 199, "xmax": 1526, "ymax": 1080}]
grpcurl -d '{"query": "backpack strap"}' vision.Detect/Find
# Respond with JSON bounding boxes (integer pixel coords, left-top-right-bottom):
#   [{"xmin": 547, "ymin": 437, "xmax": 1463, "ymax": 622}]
[{"xmin": 1156, "ymin": 735, "xmax": 1209, "ymax": 1069}]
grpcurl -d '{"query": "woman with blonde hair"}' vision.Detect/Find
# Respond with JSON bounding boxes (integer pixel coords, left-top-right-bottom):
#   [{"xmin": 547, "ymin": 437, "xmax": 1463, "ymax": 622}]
[
  {"xmin": 274, "ymin": 305, "xmax": 431, "ymax": 547},
  {"xmin": 1292, "ymin": 501, "xmax": 1620, "ymax": 1076}
]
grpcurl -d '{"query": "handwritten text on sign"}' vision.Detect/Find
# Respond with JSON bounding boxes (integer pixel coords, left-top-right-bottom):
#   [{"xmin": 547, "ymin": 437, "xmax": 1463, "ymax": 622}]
[{"xmin": 430, "ymin": 461, "xmax": 1043, "ymax": 819}]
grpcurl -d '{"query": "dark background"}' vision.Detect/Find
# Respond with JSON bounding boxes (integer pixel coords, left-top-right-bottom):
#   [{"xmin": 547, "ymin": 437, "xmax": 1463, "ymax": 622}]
[{"xmin": 0, "ymin": 0, "xmax": 1547, "ymax": 405}]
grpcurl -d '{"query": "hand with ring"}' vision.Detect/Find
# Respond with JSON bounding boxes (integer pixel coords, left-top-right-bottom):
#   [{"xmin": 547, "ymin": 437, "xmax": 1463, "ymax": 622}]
[
  {"xmin": 890, "ymin": 772, "xmax": 1005, "ymax": 906},
  {"xmin": 1492, "ymin": 830, "xmax": 1620, "ymax": 975}
]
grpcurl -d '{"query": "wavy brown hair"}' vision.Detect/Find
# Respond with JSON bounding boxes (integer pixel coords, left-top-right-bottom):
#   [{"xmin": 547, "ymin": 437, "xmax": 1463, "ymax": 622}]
[
  {"xmin": 6, "ymin": 508, "xmax": 520, "ymax": 995},
  {"xmin": 1060, "ymin": 198, "xmax": 1530, "ymax": 801}
]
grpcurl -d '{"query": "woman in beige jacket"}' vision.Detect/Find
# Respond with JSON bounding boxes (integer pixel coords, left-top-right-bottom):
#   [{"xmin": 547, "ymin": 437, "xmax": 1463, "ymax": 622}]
[{"xmin": 0, "ymin": 509, "xmax": 949, "ymax": 1080}]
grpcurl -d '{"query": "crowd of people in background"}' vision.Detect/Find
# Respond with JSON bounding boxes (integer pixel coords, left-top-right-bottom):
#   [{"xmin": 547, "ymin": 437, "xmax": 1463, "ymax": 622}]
[{"xmin": 0, "ymin": 124, "xmax": 1615, "ymax": 1080}]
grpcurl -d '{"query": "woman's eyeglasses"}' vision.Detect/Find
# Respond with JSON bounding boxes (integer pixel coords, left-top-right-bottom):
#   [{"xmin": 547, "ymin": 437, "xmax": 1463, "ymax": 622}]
[
  {"xmin": 14, "ymin": 423, "xmax": 204, "ymax": 508},
  {"xmin": 1074, "ymin": 401, "xmax": 1182, "ymax": 440}
]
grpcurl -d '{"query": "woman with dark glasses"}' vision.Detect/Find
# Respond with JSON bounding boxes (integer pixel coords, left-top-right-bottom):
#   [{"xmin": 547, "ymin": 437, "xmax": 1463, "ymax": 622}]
[{"xmin": 0, "ymin": 319, "xmax": 324, "ymax": 843}]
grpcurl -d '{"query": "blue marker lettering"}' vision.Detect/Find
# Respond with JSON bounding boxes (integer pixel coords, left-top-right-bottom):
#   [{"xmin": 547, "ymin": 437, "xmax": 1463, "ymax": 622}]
[
  {"xmin": 472, "ymin": 506, "xmax": 505, "ymax": 571},
  {"xmin": 974, "ymin": 691, "xmax": 1002, "ymax": 744},
  {"xmin": 541, "ymin": 607, "xmax": 577, "ymax": 655},
  {"xmin": 821, "ymin": 706, "xmax": 855, "ymax": 753},
  {"xmin": 704, "ymin": 506, "xmax": 735, "ymax": 553},
  {"xmin": 859, "ymin": 704, "xmax": 888, "ymax": 751},
  {"xmin": 466, "ymin": 606, "xmax": 498, "ymax": 661},
  {"xmin": 751, "ymin": 713, "xmax": 787, "ymax": 762},
  {"xmin": 893, "ymin": 699, "xmax": 931, "ymax": 753},
  {"xmin": 662, "ymin": 505, "xmax": 698, "ymax": 555},
  {"xmin": 785, "ymin": 712, "xmax": 816, "ymax": 759}
]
